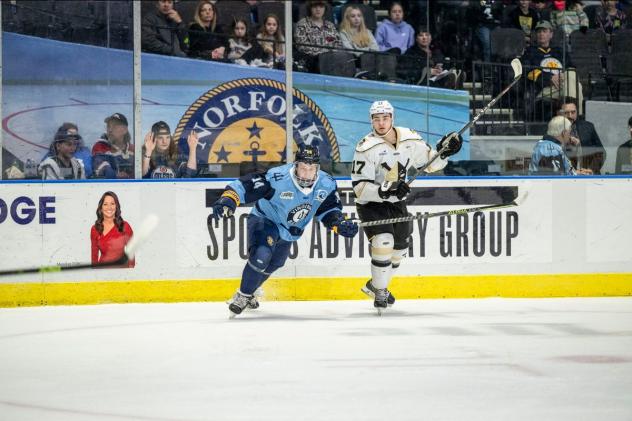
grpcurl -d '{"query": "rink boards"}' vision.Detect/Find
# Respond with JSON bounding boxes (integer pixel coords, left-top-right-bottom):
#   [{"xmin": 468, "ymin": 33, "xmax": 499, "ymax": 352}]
[{"xmin": 0, "ymin": 177, "xmax": 631, "ymax": 306}]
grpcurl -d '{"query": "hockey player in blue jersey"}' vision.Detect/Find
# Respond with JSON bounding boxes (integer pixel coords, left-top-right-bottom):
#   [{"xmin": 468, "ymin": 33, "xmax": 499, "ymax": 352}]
[{"xmin": 210, "ymin": 144, "xmax": 359, "ymax": 317}]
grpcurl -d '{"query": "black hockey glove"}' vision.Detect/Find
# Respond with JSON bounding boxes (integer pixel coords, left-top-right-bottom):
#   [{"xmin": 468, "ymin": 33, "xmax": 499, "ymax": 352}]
[
  {"xmin": 210, "ymin": 191, "xmax": 238, "ymax": 220},
  {"xmin": 378, "ymin": 180, "xmax": 411, "ymax": 200},
  {"xmin": 332, "ymin": 217, "xmax": 359, "ymax": 238},
  {"xmin": 436, "ymin": 132, "xmax": 463, "ymax": 159}
]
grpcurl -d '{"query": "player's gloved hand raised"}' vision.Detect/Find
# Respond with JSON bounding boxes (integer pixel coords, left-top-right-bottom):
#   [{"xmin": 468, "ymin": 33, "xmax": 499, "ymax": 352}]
[
  {"xmin": 210, "ymin": 195, "xmax": 237, "ymax": 220},
  {"xmin": 436, "ymin": 132, "xmax": 463, "ymax": 159},
  {"xmin": 333, "ymin": 218, "xmax": 359, "ymax": 238},
  {"xmin": 378, "ymin": 180, "xmax": 411, "ymax": 200}
]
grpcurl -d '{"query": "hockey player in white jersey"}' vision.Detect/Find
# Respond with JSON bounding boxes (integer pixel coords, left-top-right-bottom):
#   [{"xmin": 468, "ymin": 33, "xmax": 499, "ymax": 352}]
[{"xmin": 351, "ymin": 100, "xmax": 463, "ymax": 311}]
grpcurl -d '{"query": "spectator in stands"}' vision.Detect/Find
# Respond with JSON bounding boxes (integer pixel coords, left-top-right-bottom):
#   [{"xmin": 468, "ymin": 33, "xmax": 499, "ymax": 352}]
[
  {"xmin": 468, "ymin": 0, "xmax": 504, "ymax": 63},
  {"xmin": 551, "ymin": 0, "xmax": 589, "ymax": 39},
  {"xmin": 188, "ymin": 0, "xmax": 227, "ymax": 61},
  {"xmin": 39, "ymin": 125, "xmax": 86, "ymax": 180},
  {"xmin": 374, "ymin": 1, "xmax": 415, "ymax": 54},
  {"xmin": 226, "ymin": 18, "xmax": 265, "ymax": 65},
  {"xmin": 397, "ymin": 26, "xmax": 461, "ymax": 88},
  {"xmin": 530, "ymin": 115, "xmax": 590, "ymax": 174},
  {"xmin": 533, "ymin": 0, "xmax": 553, "ymax": 23},
  {"xmin": 257, "ymin": 14, "xmax": 286, "ymax": 67},
  {"xmin": 141, "ymin": 0, "xmax": 188, "ymax": 57},
  {"xmin": 595, "ymin": 0, "xmax": 627, "ymax": 35},
  {"xmin": 508, "ymin": 0, "xmax": 538, "ymax": 45},
  {"xmin": 522, "ymin": 21, "xmax": 579, "ymax": 118},
  {"xmin": 142, "ymin": 121, "xmax": 198, "ymax": 178},
  {"xmin": 615, "ymin": 116, "xmax": 632, "ymax": 174},
  {"xmin": 294, "ymin": 0, "xmax": 341, "ymax": 73},
  {"xmin": 41, "ymin": 122, "xmax": 92, "ymax": 177},
  {"xmin": 92, "ymin": 113, "xmax": 134, "ymax": 179},
  {"xmin": 339, "ymin": 5, "xmax": 379, "ymax": 57},
  {"xmin": 91, "ymin": 191, "xmax": 135, "ymax": 268},
  {"xmin": 560, "ymin": 100, "xmax": 605, "ymax": 174}
]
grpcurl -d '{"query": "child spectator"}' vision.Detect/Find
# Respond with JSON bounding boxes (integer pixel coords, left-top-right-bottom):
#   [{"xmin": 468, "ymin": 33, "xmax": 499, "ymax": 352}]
[
  {"xmin": 41, "ymin": 122, "xmax": 93, "ymax": 177},
  {"xmin": 256, "ymin": 14, "xmax": 286, "ymax": 66},
  {"xmin": 551, "ymin": 0, "xmax": 589, "ymax": 38},
  {"xmin": 142, "ymin": 121, "xmax": 198, "ymax": 178},
  {"xmin": 188, "ymin": 0, "xmax": 227, "ymax": 61},
  {"xmin": 375, "ymin": 1, "xmax": 415, "ymax": 54},
  {"xmin": 39, "ymin": 125, "xmax": 86, "ymax": 180},
  {"xmin": 339, "ymin": 5, "xmax": 379, "ymax": 56},
  {"xmin": 226, "ymin": 18, "xmax": 265, "ymax": 65},
  {"xmin": 92, "ymin": 113, "xmax": 134, "ymax": 179}
]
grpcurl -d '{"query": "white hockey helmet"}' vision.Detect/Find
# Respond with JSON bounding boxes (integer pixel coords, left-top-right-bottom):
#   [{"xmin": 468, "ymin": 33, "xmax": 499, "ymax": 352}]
[{"xmin": 369, "ymin": 100, "xmax": 394, "ymax": 120}]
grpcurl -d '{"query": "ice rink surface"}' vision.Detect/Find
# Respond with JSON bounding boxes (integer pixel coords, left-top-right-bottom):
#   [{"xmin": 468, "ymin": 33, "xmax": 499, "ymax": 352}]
[{"xmin": 1, "ymin": 297, "xmax": 631, "ymax": 421}]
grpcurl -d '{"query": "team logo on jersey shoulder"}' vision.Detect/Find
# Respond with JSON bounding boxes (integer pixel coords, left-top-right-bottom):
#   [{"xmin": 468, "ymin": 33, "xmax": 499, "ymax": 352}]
[
  {"xmin": 173, "ymin": 78, "xmax": 340, "ymax": 167},
  {"xmin": 266, "ymin": 236, "xmax": 275, "ymax": 246},
  {"xmin": 315, "ymin": 190, "xmax": 328, "ymax": 201},
  {"xmin": 287, "ymin": 203, "xmax": 312, "ymax": 224},
  {"xmin": 280, "ymin": 191, "xmax": 294, "ymax": 200}
]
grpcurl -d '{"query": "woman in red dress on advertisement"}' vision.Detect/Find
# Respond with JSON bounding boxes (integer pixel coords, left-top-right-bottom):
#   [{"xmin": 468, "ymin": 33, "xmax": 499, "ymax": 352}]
[{"xmin": 90, "ymin": 191, "xmax": 135, "ymax": 268}]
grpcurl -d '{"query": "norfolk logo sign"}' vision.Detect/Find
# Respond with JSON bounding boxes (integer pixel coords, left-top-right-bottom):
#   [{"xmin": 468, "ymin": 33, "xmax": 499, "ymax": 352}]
[{"xmin": 174, "ymin": 78, "xmax": 340, "ymax": 165}]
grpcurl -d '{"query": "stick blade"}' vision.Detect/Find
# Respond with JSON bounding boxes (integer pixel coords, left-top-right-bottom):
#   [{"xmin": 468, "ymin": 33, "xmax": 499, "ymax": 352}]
[
  {"xmin": 511, "ymin": 58, "xmax": 523, "ymax": 79},
  {"xmin": 124, "ymin": 214, "xmax": 159, "ymax": 260}
]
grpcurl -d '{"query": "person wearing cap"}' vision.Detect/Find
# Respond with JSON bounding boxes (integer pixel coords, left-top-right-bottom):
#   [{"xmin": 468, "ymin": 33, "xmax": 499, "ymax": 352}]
[
  {"xmin": 142, "ymin": 121, "xmax": 199, "ymax": 178},
  {"xmin": 38, "ymin": 125, "xmax": 86, "ymax": 180},
  {"xmin": 294, "ymin": 0, "xmax": 341, "ymax": 73},
  {"xmin": 92, "ymin": 113, "xmax": 135, "ymax": 179},
  {"xmin": 522, "ymin": 20, "xmax": 582, "ymax": 119},
  {"xmin": 40, "ymin": 122, "xmax": 93, "ymax": 177},
  {"xmin": 141, "ymin": 0, "xmax": 188, "ymax": 58}
]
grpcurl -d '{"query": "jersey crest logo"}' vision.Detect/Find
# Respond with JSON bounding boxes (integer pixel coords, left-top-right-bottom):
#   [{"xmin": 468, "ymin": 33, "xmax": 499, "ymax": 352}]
[
  {"xmin": 266, "ymin": 235, "xmax": 275, "ymax": 246},
  {"xmin": 174, "ymin": 78, "xmax": 340, "ymax": 167},
  {"xmin": 287, "ymin": 203, "xmax": 312, "ymax": 224},
  {"xmin": 152, "ymin": 165, "xmax": 176, "ymax": 178},
  {"xmin": 280, "ymin": 191, "xmax": 294, "ymax": 200},
  {"xmin": 315, "ymin": 190, "xmax": 327, "ymax": 202}
]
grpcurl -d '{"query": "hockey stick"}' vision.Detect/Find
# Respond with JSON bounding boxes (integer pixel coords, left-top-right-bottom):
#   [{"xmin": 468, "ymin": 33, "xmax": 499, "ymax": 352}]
[
  {"xmin": 407, "ymin": 58, "xmax": 523, "ymax": 185},
  {"xmin": 0, "ymin": 214, "xmax": 160, "ymax": 277},
  {"xmin": 358, "ymin": 190, "xmax": 528, "ymax": 228}
]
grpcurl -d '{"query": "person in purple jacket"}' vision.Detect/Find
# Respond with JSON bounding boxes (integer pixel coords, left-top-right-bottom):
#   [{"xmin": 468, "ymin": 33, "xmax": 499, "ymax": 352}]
[{"xmin": 374, "ymin": 1, "xmax": 415, "ymax": 54}]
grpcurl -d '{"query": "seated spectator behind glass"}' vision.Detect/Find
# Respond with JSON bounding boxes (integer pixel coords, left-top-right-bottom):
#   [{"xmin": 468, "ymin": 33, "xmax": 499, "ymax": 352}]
[
  {"xmin": 533, "ymin": 0, "xmax": 553, "ymax": 23},
  {"xmin": 522, "ymin": 21, "xmax": 581, "ymax": 114},
  {"xmin": 188, "ymin": 0, "xmax": 227, "ymax": 60},
  {"xmin": 39, "ymin": 126, "xmax": 86, "ymax": 180},
  {"xmin": 375, "ymin": 1, "xmax": 415, "ymax": 54},
  {"xmin": 41, "ymin": 122, "xmax": 92, "ymax": 177},
  {"xmin": 142, "ymin": 121, "xmax": 198, "ymax": 178},
  {"xmin": 551, "ymin": 0, "xmax": 589, "ymax": 38},
  {"xmin": 226, "ymin": 18, "xmax": 265, "ymax": 65},
  {"xmin": 508, "ymin": 0, "xmax": 538, "ymax": 45},
  {"xmin": 595, "ymin": 0, "xmax": 627, "ymax": 35},
  {"xmin": 294, "ymin": 0, "xmax": 342, "ymax": 72},
  {"xmin": 615, "ymin": 116, "xmax": 632, "ymax": 174},
  {"xmin": 397, "ymin": 27, "xmax": 461, "ymax": 88},
  {"xmin": 257, "ymin": 14, "xmax": 286, "ymax": 66},
  {"xmin": 91, "ymin": 191, "xmax": 135, "ymax": 268},
  {"xmin": 468, "ymin": 0, "xmax": 503, "ymax": 63},
  {"xmin": 339, "ymin": 5, "xmax": 379, "ymax": 57},
  {"xmin": 92, "ymin": 113, "xmax": 134, "ymax": 179},
  {"xmin": 560, "ymin": 99, "xmax": 605, "ymax": 174},
  {"xmin": 141, "ymin": 0, "xmax": 188, "ymax": 57},
  {"xmin": 530, "ymin": 115, "xmax": 592, "ymax": 174}
]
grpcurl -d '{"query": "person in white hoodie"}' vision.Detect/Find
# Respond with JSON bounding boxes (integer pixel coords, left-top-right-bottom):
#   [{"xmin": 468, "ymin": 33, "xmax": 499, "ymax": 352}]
[
  {"xmin": 39, "ymin": 126, "xmax": 86, "ymax": 180},
  {"xmin": 374, "ymin": 1, "xmax": 415, "ymax": 54}
]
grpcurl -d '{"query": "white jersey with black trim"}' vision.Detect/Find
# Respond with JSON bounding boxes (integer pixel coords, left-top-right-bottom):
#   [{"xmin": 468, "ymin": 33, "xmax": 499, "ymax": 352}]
[{"xmin": 351, "ymin": 127, "xmax": 448, "ymax": 204}]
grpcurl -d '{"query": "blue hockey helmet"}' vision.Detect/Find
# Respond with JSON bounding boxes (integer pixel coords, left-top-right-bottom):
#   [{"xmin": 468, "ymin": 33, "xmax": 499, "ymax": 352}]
[{"xmin": 294, "ymin": 144, "xmax": 320, "ymax": 188}]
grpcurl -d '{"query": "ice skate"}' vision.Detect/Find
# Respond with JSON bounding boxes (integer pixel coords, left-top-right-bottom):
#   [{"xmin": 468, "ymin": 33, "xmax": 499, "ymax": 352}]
[
  {"xmin": 247, "ymin": 295, "xmax": 260, "ymax": 310},
  {"xmin": 228, "ymin": 291, "xmax": 253, "ymax": 318},
  {"xmin": 373, "ymin": 288, "xmax": 389, "ymax": 316},
  {"xmin": 361, "ymin": 279, "xmax": 395, "ymax": 306}
]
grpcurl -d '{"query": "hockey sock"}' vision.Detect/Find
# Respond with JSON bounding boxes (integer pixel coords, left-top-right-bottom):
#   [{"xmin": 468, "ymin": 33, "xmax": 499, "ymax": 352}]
[{"xmin": 241, "ymin": 263, "xmax": 268, "ymax": 295}]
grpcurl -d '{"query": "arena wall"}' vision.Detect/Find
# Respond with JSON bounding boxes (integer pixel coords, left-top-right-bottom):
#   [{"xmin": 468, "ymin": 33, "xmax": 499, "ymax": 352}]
[{"xmin": 1, "ymin": 177, "xmax": 631, "ymax": 307}]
